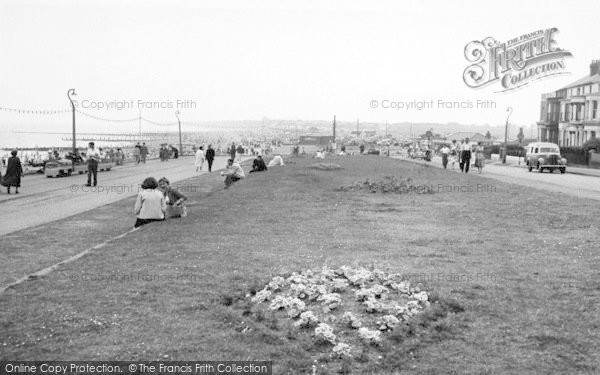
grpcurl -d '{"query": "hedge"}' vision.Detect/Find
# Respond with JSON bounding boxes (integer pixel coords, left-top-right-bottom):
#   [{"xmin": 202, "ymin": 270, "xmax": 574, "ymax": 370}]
[
  {"xmin": 583, "ymin": 138, "xmax": 600, "ymax": 152},
  {"xmin": 560, "ymin": 147, "xmax": 588, "ymax": 165},
  {"xmin": 483, "ymin": 144, "xmax": 525, "ymax": 158}
]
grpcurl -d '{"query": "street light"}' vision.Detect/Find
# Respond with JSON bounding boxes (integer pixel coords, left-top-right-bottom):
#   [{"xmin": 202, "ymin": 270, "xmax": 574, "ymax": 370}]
[
  {"xmin": 503, "ymin": 106, "xmax": 513, "ymax": 164},
  {"xmin": 175, "ymin": 110, "xmax": 182, "ymax": 157},
  {"xmin": 67, "ymin": 89, "xmax": 77, "ymax": 156}
]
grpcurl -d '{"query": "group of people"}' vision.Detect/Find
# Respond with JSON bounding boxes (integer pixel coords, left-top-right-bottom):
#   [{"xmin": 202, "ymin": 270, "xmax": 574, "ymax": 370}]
[
  {"xmin": 133, "ymin": 143, "xmax": 149, "ymax": 164},
  {"xmin": 439, "ymin": 138, "xmax": 485, "ymax": 173},
  {"xmin": 194, "ymin": 145, "xmax": 216, "ymax": 172},
  {"xmin": 134, "ymin": 176, "xmax": 188, "ymax": 228},
  {"xmin": 220, "ymin": 154, "xmax": 285, "ymax": 188}
]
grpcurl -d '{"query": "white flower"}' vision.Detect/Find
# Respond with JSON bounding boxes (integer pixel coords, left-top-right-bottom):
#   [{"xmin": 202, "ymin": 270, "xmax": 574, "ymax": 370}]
[
  {"xmin": 317, "ymin": 293, "xmax": 342, "ymax": 310},
  {"xmin": 332, "ymin": 343, "xmax": 352, "ymax": 358},
  {"xmin": 294, "ymin": 311, "xmax": 319, "ymax": 328},
  {"xmin": 369, "ymin": 284, "xmax": 389, "ymax": 298},
  {"xmin": 390, "ymin": 281, "xmax": 410, "ymax": 294},
  {"xmin": 358, "ymin": 327, "xmax": 381, "ymax": 345},
  {"xmin": 321, "ymin": 266, "xmax": 337, "ymax": 279},
  {"xmin": 346, "ymin": 268, "xmax": 372, "ymax": 286},
  {"xmin": 330, "ymin": 278, "xmax": 349, "ymax": 292},
  {"xmin": 377, "ymin": 315, "xmax": 400, "ymax": 331},
  {"xmin": 305, "ymin": 284, "xmax": 328, "ymax": 301},
  {"xmin": 268, "ymin": 276, "xmax": 286, "ymax": 291},
  {"xmin": 364, "ymin": 298, "xmax": 383, "ymax": 313},
  {"xmin": 315, "ymin": 323, "xmax": 336, "ymax": 344},
  {"xmin": 341, "ymin": 312, "xmax": 362, "ymax": 329},
  {"xmin": 251, "ymin": 288, "xmax": 271, "ymax": 304},
  {"xmin": 268, "ymin": 295, "xmax": 288, "ymax": 310},
  {"xmin": 412, "ymin": 291, "xmax": 428, "ymax": 302},
  {"xmin": 355, "ymin": 289, "xmax": 374, "ymax": 302}
]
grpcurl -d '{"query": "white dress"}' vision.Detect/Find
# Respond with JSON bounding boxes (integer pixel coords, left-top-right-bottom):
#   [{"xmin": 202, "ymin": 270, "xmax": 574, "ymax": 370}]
[{"xmin": 195, "ymin": 149, "xmax": 205, "ymax": 168}]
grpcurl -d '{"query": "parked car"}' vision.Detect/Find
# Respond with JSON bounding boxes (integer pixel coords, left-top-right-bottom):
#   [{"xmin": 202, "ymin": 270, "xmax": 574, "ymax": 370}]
[{"xmin": 524, "ymin": 142, "xmax": 567, "ymax": 173}]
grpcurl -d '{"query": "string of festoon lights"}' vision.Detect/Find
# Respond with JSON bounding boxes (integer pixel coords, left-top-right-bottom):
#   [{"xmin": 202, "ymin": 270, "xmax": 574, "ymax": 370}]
[
  {"xmin": 0, "ymin": 106, "xmax": 71, "ymax": 115},
  {"xmin": 0, "ymin": 104, "xmax": 184, "ymax": 127}
]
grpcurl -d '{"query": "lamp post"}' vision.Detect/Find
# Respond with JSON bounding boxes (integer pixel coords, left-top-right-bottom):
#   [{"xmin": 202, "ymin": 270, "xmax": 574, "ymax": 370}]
[
  {"xmin": 503, "ymin": 106, "xmax": 513, "ymax": 164},
  {"xmin": 67, "ymin": 89, "xmax": 77, "ymax": 156},
  {"xmin": 175, "ymin": 110, "xmax": 182, "ymax": 156}
]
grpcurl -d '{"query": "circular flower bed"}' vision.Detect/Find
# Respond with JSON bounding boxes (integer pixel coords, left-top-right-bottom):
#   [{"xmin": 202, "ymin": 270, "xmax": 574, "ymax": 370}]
[{"xmin": 249, "ymin": 266, "xmax": 431, "ymax": 358}]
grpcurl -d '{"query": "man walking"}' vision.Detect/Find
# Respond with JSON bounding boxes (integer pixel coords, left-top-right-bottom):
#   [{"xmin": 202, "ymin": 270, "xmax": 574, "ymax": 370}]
[
  {"xmin": 134, "ymin": 142, "xmax": 141, "ymax": 164},
  {"xmin": 230, "ymin": 142, "xmax": 236, "ymax": 161},
  {"xmin": 85, "ymin": 142, "xmax": 101, "ymax": 187},
  {"xmin": 205, "ymin": 144, "xmax": 215, "ymax": 172},
  {"xmin": 140, "ymin": 142, "xmax": 148, "ymax": 163},
  {"xmin": 440, "ymin": 144, "xmax": 450, "ymax": 169},
  {"xmin": 461, "ymin": 137, "xmax": 473, "ymax": 173}
]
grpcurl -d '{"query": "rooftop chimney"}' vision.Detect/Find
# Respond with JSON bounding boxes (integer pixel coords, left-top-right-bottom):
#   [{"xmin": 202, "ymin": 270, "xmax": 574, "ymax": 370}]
[{"xmin": 591, "ymin": 60, "xmax": 600, "ymax": 76}]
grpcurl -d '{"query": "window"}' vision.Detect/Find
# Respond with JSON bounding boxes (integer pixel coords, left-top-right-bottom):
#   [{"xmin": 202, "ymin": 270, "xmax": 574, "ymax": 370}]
[
  {"xmin": 534, "ymin": 148, "xmax": 539, "ymax": 153},
  {"xmin": 592, "ymin": 131, "xmax": 597, "ymax": 139},
  {"xmin": 593, "ymin": 101, "xmax": 598, "ymax": 119}
]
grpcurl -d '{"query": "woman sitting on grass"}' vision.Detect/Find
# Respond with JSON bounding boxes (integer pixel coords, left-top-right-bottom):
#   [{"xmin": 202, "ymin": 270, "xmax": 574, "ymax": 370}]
[
  {"xmin": 134, "ymin": 177, "xmax": 166, "ymax": 228},
  {"xmin": 158, "ymin": 177, "xmax": 188, "ymax": 218}
]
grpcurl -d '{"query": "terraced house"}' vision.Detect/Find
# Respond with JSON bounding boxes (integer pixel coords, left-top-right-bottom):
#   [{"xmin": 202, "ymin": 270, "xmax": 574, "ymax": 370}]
[{"xmin": 538, "ymin": 60, "xmax": 600, "ymax": 146}]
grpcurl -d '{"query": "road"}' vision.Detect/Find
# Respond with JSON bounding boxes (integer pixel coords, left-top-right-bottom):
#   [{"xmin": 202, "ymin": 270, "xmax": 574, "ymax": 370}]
[
  {"xmin": 0, "ymin": 156, "xmax": 235, "ymax": 237},
  {"xmin": 397, "ymin": 155, "xmax": 600, "ymax": 201}
]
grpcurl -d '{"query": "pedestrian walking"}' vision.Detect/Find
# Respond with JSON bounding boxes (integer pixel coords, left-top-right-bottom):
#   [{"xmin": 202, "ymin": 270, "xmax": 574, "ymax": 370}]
[
  {"xmin": 461, "ymin": 138, "xmax": 473, "ymax": 173},
  {"xmin": 195, "ymin": 146, "xmax": 205, "ymax": 172},
  {"xmin": 85, "ymin": 142, "xmax": 101, "ymax": 186},
  {"xmin": 134, "ymin": 142, "xmax": 141, "ymax": 164},
  {"xmin": 474, "ymin": 142, "xmax": 485, "ymax": 173},
  {"xmin": 450, "ymin": 140, "xmax": 458, "ymax": 169},
  {"xmin": 205, "ymin": 144, "xmax": 215, "ymax": 172},
  {"xmin": 1, "ymin": 150, "xmax": 23, "ymax": 194},
  {"xmin": 140, "ymin": 143, "xmax": 148, "ymax": 163},
  {"xmin": 230, "ymin": 142, "xmax": 236, "ymax": 161},
  {"xmin": 440, "ymin": 144, "xmax": 450, "ymax": 169}
]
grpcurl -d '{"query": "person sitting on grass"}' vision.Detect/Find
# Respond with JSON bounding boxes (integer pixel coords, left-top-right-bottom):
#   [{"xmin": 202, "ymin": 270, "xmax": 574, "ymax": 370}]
[
  {"xmin": 158, "ymin": 177, "xmax": 188, "ymax": 218},
  {"xmin": 134, "ymin": 177, "xmax": 166, "ymax": 228},
  {"xmin": 268, "ymin": 154, "xmax": 285, "ymax": 167},
  {"xmin": 249, "ymin": 155, "xmax": 268, "ymax": 173},
  {"xmin": 221, "ymin": 158, "xmax": 245, "ymax": 188}
]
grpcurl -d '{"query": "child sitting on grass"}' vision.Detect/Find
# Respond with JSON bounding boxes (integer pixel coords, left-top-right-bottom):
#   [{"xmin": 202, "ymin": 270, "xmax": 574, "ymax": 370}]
[{"xmin": 134, "ymin": 177, "xmax": 166, "ymax": 228}]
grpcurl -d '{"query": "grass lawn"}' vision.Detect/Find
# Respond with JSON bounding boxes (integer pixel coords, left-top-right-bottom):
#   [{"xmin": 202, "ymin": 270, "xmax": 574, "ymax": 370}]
[{"xmin": 1, "ymin": 155, "xmax": 599, "ymax": 374}]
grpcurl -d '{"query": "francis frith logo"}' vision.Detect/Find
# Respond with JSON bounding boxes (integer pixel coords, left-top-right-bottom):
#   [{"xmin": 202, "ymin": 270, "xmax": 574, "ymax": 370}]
[{"xmin": 463, "ymin": 27, "xmax": 572, "ymax": 92}]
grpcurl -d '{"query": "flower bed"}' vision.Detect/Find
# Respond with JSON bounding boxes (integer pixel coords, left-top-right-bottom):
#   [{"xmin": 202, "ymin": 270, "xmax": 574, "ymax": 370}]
[
  {"xmin": 338, "ymin": 176, "xmax": 434, "ymax": 194},
  {"xmin": 248, "ymin": 266, "xmax": 432, "ymax": 359},
  {"xmin": 310, "ymin": 162, "xmax": 342, "ymax": 170}
]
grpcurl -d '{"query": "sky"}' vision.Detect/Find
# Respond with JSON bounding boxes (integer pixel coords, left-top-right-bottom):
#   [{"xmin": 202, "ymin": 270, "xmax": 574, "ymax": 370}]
[{"xmin": 1, "ymin": 0, "xmax": 600, "ymax": 144}]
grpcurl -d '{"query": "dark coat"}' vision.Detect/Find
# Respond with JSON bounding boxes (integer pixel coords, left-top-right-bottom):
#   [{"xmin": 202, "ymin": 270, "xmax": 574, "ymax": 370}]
[
  {"xmin": 2, "ymin": 156, "xmax": 23, "ymax": 187},
  {"xmin": 205, "ymin": 147, "xmax": 215, "ymax": 161}
]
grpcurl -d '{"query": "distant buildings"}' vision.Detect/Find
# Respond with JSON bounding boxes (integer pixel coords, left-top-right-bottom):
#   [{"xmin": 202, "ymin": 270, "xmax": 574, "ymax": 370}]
[
  {"xmin": 445, "ymin": 132, "xmax": 496, "ymax": 145},
  {"xmin": 538, "ymin": 60, "xmax": 600, "ymax": 146}
]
